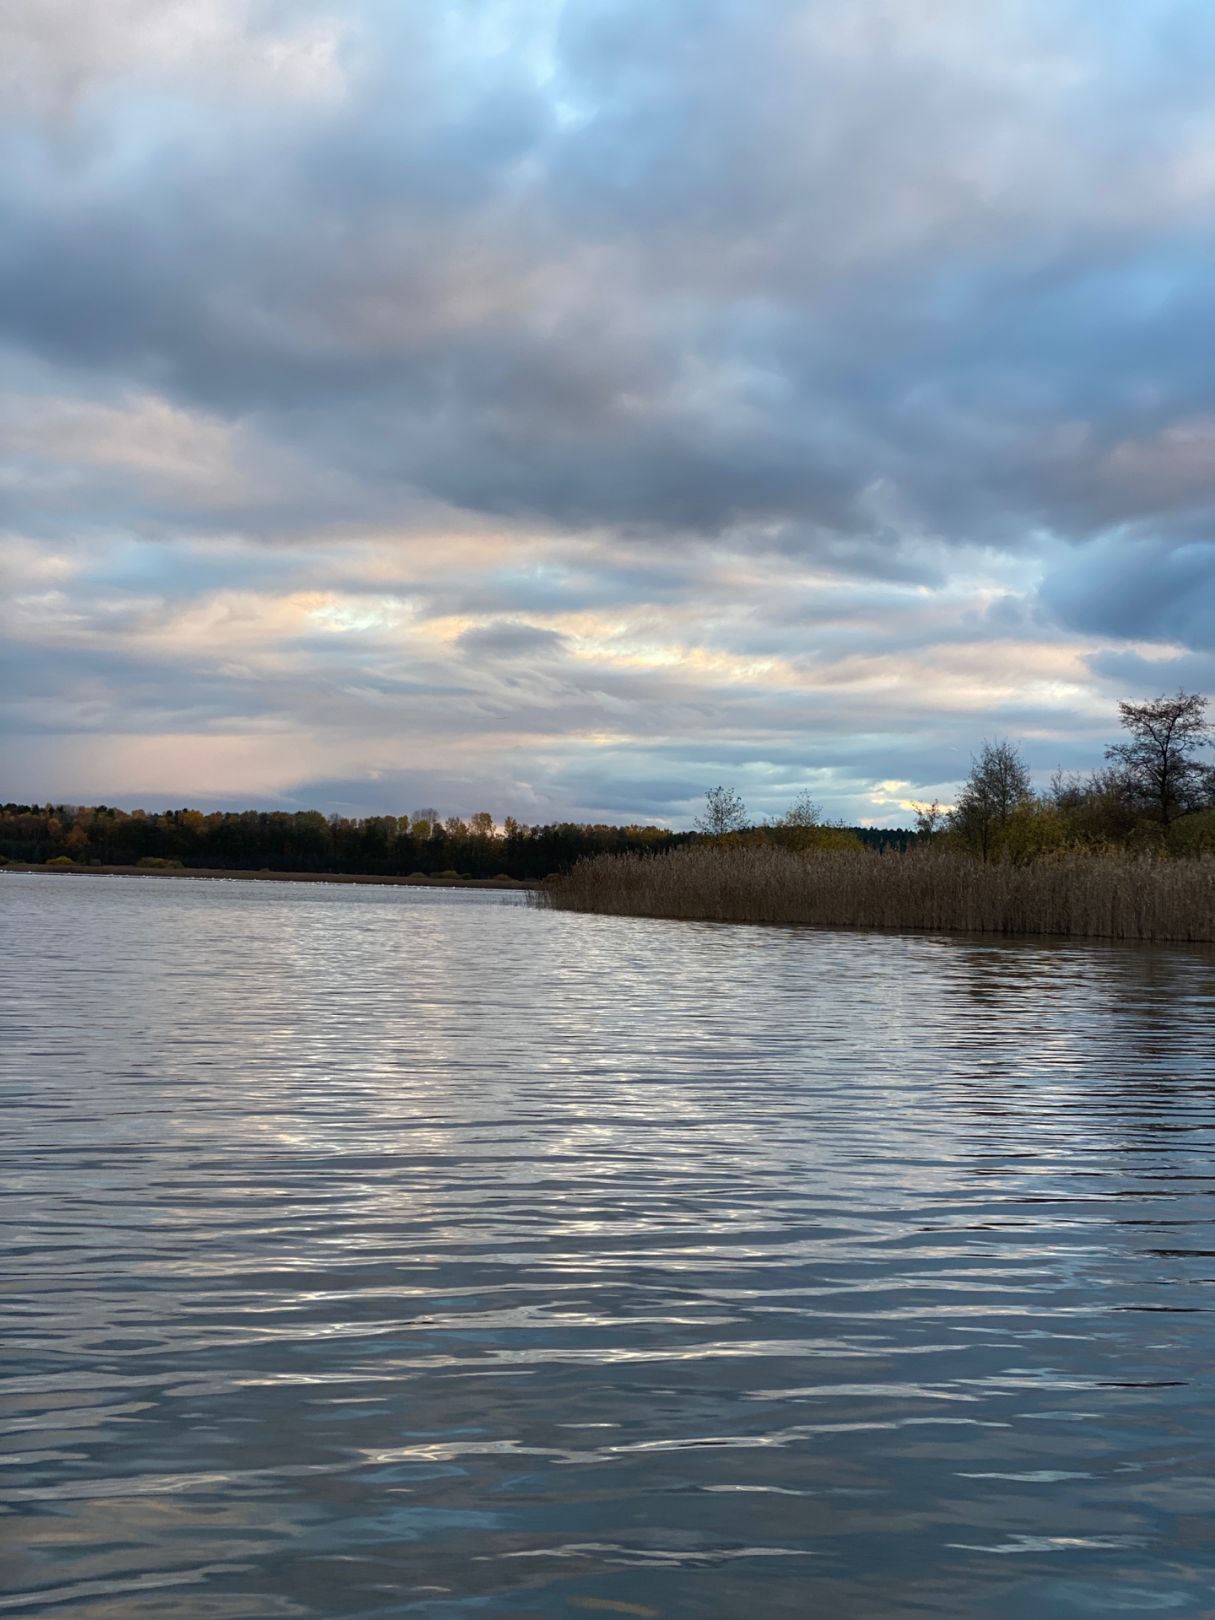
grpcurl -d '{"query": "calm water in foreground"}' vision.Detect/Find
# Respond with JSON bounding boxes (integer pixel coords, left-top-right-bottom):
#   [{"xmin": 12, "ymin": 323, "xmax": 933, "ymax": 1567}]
[{"xmin": 3, "ymin": 874, "xmax": 1215, "ymax": 1618}]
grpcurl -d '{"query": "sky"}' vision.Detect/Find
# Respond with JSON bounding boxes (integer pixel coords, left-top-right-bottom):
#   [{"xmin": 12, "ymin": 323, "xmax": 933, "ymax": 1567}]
[{"xmin": 4, "ymin": 0, "xmax": 1215, "ymax": 828}]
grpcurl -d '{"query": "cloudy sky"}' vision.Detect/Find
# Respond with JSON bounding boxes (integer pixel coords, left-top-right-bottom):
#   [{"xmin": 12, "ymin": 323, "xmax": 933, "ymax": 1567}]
[{"xmin": 4, "ymin": 1, "xmax": 1214, "ymax": 827}]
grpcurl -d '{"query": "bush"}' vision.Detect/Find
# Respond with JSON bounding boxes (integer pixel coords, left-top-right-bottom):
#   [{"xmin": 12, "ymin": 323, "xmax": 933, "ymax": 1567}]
[
  {"xmin": 137, "ymin": 855, "xmax": 183, "ymax": 869},
  {"xmin": 1169, "ymin": 809, "xmax": 1215, "ymax": 857},
  {"xmin": 45, "ymin": 855, "xmax": 75, "ymax": 867}
]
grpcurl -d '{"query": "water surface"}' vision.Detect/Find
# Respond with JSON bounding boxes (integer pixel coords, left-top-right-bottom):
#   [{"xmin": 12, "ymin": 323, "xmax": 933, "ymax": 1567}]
[{"xmin": 3, "ymin": 873, "xmax": 1214, "ymax": 1617}]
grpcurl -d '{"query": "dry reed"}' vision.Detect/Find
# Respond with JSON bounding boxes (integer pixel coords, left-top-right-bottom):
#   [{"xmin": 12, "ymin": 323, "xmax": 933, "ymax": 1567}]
[{"xmin": 539, "ymin": 845, "xmax": 1215, "ymax": 943}]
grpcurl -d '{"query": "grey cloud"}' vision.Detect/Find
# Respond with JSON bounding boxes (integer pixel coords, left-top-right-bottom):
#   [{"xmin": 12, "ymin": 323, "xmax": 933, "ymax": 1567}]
[
  {"xmin": 0, "ymin": 641, "xmax": 275, "ymax": 736},
  {"xmin": 5, "ymin": 1, "xmax": 1215, "ymax": 558},
  {"xmin": 410, "ymin": 555, "xmax": 700, "ymax": 617},
  {"xmin": 1039, "ymin": 536, "xmax": 1215, "ymax": 647},
  {"xmin": 1086, "ymin": 647, "xmax": 1215, "ymax": 696},
  {"xmin": 255, "ymin": 767, "xmax": 555, "ymax": 824},
  {"xmin": 546, "ymin": 770, "xmax": 705, "ymax": 821},
  {"xmin": 455, "ymin": 622, "xmax": 568, "ymax": 659}
]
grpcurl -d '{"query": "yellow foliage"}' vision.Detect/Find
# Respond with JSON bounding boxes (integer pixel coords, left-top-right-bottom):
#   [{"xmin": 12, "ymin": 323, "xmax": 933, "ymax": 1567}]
[{"xmin": 1169, "ymin": 809, "xmax": 1215, "ymax": 856}]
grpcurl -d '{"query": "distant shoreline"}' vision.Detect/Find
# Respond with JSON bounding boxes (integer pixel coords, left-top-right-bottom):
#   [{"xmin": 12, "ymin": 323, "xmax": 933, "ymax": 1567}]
[{"xmin": 1, "ymin": 864, "xmax": 540, "ymax": 891}]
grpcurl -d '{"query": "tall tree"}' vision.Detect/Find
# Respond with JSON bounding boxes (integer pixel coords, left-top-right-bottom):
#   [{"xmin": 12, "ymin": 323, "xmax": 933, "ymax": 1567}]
[
  {"xmin": 1106, "ymin": 691, "xmax": 1213, "ymax": 828},
  {"xmin": 949, "ymin": 740, "xmax": 1034, "ymax": 858},
  {"xmin": 695, "ymin": 786, "xmax": 748, "ymax": 837}
]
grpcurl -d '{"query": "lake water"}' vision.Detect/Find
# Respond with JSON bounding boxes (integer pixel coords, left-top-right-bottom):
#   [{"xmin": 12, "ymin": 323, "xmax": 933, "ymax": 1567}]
[{"xmin": 3, "ymin": 873, "xmax": 1215, "ymax": 1618}]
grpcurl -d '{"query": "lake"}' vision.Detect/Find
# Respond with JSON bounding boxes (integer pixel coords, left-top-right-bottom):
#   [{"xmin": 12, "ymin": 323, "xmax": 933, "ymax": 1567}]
[{"xmin": 3, "ymin": 873, "xmax": 1214, "ymax": 1617}]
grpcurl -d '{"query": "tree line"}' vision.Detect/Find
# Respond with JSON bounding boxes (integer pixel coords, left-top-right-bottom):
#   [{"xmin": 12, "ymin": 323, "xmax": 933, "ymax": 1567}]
[
  {"xmin": 3, "ymin": 691, "xmax": 1209, "ymax": 878},
  {"xmin": 0, "ymin": 799, "xmax": 908, "ymax": 878},
  {"xmin": 0, "ymin": 806, "xmax": 692, "ymax": 880}
]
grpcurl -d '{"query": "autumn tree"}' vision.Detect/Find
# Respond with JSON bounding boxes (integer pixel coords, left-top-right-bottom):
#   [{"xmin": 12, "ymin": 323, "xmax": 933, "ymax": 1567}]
[
  {"xmin": 949, "ymin": 740, "xmax": 1034, "ymax": 858},
  {"xmin": 778, "ymin": 791, "xmax": 822, "ymax": 828},
  {"xmin": 409, "ymin": 809, "xmax": 440, "ymax": 841},
  {"xmin": 64, "ymin": 823, "xmax": 90, "ymax": 857},
  {"xmin": 1105, "ymin": 691, "xmax": 1213, "ymax": 829},
  {"xmin": 695, "ymin": 786, "xmax": 748, "ymax": 837}
]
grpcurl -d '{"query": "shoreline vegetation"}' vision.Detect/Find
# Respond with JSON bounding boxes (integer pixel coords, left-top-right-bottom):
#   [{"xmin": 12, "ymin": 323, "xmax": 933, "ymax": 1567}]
[
  {"xmin": 4, "ymin": 693, "xmax": 1212, "ymax": 939},
  {"xmin": 535, "ymin": 690, "xmax": 1214, "ymax": 943},
  {"xmin": 541, "ymin": 845, "xmax": 1215, "ymax": 944}
]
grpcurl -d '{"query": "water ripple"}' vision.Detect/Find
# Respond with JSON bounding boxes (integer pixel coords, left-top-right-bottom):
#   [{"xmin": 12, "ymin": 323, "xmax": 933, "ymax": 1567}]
[{"xmin": 2, "ymin": 873, "xmax": 1214, "ymax": 1617}]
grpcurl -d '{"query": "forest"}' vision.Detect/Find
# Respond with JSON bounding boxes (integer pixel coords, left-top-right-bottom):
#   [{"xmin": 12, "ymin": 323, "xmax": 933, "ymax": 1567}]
[
  {"xmin": 0, "ymin": 805, "xmax": 678, "ymax": 880},
  {"xmin": 0, "ymin": 800, "xmax": 913, "ymax": 879}
]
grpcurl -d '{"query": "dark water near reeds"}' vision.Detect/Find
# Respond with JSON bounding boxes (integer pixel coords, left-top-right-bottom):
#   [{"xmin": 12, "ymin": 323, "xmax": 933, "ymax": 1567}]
[{"xmin": 3, "ymin": 874, "xmax": 1215, "ymax": 1618}]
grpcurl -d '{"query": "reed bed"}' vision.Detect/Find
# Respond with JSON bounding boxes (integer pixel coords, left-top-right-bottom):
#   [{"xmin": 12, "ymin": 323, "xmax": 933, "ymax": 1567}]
[{"xmin": 540, "ymin": 845, "xmax": 1215, "ymax": 943}]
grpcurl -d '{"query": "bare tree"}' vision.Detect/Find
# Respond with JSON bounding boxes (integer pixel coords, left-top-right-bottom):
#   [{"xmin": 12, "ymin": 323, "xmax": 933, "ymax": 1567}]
[
  {"xmin": 949, "ymin": 740, "xmax": 1034, "ymax": 858},
  {"xmin": 1106, "ymin": 691, "xmax": 1213, "ymax": 828},
  {"xmin": 695, "ymin": 786, "xmax": 748, "ymax": 837},
  {"xmin": 911, "ymin": 799, "xmax": 946, "ymax": 837}
]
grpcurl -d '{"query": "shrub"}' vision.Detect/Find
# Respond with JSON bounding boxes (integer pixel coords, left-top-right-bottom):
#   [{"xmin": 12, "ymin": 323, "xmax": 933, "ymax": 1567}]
[{"xmin": 1169, "ymin": 809, "xmax": 1215, "ymax": 857}]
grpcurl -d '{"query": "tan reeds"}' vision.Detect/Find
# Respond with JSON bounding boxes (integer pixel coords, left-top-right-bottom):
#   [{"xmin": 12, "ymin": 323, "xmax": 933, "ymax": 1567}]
[{"xmin": 539, "ymin": 845, "xmax": 1215, "ymax": 943}]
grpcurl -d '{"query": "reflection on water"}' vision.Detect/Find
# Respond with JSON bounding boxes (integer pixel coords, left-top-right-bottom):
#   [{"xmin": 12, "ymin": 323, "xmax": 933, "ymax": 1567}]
[{"xmin": 2, "ymin": 873, "xmax": 1214, "ymax": 1618}]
